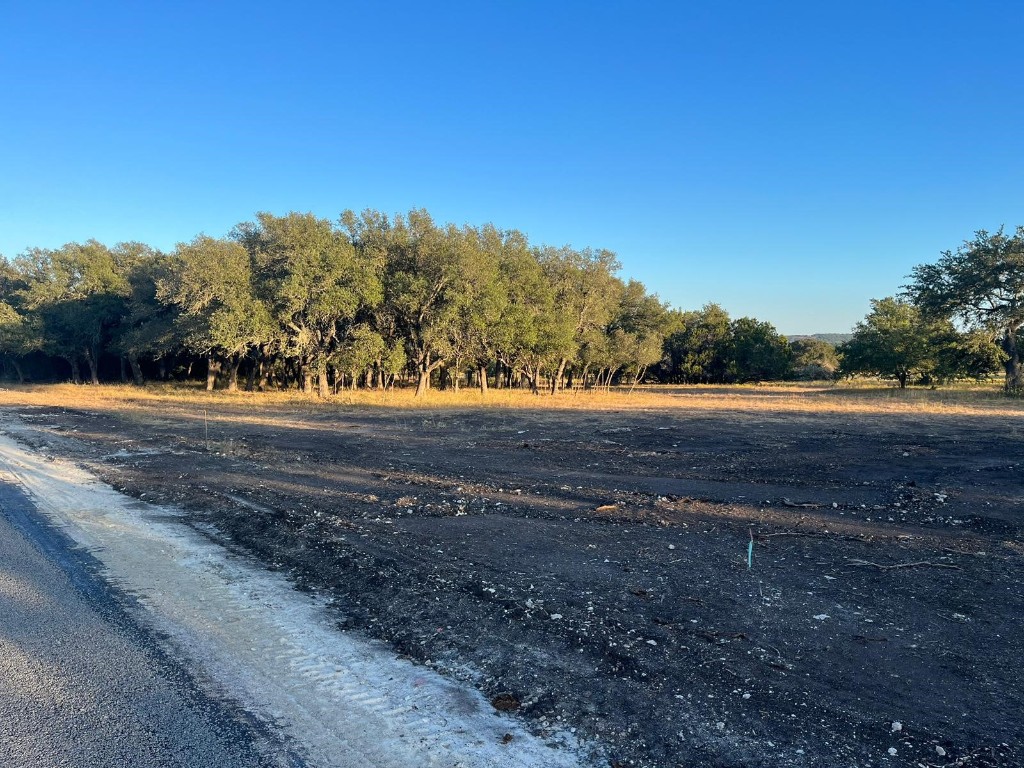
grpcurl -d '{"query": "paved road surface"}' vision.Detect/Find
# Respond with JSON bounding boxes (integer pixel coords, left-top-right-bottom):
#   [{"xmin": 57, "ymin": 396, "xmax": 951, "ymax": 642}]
[{"xmin": 0, "ymin": 479, "xmax": 299, "ymax": 768}]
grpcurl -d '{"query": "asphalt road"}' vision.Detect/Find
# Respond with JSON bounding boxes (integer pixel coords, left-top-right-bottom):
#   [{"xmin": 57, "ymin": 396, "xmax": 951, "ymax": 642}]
[{"xmin": 0, "ymin": 479, "xmax": 301, "ymax": 768}]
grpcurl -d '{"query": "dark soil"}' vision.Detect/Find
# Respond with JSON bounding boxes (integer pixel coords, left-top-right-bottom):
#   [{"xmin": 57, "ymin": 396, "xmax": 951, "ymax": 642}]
[{"xmin": 4, "ymin": 399, "xmax": 1022, "ymax": 768}]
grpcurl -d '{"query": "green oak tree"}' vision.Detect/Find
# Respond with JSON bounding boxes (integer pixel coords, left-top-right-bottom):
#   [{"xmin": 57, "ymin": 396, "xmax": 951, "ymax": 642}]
[
  {"xmin": 159, "ymin": 236, "xmax": 275, "ymax": 391},
  {"xmin": 728, "ymin": 317, "xmax": 791, "ymax": 383},
  {"xmin": 905, "ymin": 227, "xmax": 1024, "ymax": 392},
  {"xmin": 659, "ymin": 304, "xmax": 732, "ymax": 384},
  {"xmin": 111, "ymin": 242, "xmax": 176, "ymax": 385},
  {"xmin": 15, "ymin": 241, "xmax": 130, "ymax": 384},
  {"xmin": 839, "ymin": 298, "xmax": 950, "ymax": 388},
  {"xmin": 234, "ymin": 212, "xmax": 382, "ymax": 396}
]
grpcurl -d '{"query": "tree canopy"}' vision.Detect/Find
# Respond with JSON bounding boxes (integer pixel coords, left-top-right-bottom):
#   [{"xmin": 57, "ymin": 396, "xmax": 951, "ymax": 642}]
[
  {"xmin": 905, "ymin": 227, "xmax": 1024, "ymax": 392},
  {"xmin": 2, "ymin": 212, "xmax": 1015, "ymax": 395}
]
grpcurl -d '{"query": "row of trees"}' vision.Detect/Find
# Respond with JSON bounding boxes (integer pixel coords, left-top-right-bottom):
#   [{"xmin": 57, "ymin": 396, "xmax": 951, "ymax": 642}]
[
  {"xmin": 0, "ymin": 210, "xmax": 673, "ymax": 395},
  {"xmin": 659, "ymin": 304, "xmax": 837, "ymax": 383},
  {"xmin": 1, "ymin": 215, "xmax": 1021, "ymax": 393}
]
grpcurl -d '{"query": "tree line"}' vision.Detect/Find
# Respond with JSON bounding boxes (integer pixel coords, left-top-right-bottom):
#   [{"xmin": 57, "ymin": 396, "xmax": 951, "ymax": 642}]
[{"xmin": 0, "ymin": 213, "xmax": 1020, "ymax": 393}]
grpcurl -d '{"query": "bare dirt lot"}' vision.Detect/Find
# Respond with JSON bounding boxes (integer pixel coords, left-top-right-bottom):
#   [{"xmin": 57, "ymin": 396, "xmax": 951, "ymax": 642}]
[{"xmin": 1, "ymin": 385, "xmax": 1021, "ymax": 768}]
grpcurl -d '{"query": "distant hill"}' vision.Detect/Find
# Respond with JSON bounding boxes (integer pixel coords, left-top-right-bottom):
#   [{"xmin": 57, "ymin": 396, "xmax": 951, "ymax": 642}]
[{"xmin": 785, "ymin": 333, "xmax": 852, "ymax": 345}]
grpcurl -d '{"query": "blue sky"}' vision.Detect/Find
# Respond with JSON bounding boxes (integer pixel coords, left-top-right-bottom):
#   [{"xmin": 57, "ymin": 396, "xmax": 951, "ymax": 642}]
[{"xmin": 2, "ymin": 1, "xmax": 1022, "ymax": 334}]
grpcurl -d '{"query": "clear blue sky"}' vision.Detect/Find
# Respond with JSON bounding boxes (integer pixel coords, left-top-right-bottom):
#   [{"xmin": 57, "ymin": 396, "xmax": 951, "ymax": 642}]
[{"xmin": 2, "ymin": 1, "xmax": 1022, "ymax": 334}]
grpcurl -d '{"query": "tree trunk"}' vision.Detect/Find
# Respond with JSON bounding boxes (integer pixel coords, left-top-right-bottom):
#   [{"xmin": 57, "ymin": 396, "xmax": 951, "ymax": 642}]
[
  {"xmin": 84, "ymin": 349, "xmax": 100, "ymax": 385},
  {"xmin": 225, "ymin": 355, "xmax": 240, "ymax": 392},
  {"xmin": 1002, "ymin": 330, "xmax": 1024, "ymax": 393},
  {"xmin": 128, "ymin": 354, "xmax": 144, "ymax": 386},
  {"xmin": 415, "ymin": 368, "xmax": 430, "ymax": 396},
  {"xmin": 478, "ymin": 364, "xmax": 488, "ymax": 395},
  {"xmin": 897, "ymin": 371, "xmax": 908, "ymax": 389},
  {"xmin": 68, "ymin": 358, "xmax": 82, "ymax": 385},
  {"xmin": 415, "ymin": 350, "xmax": 435, "ymax": 397},
  {"xmin": 119, "ymin": 356, "xmax": 129, "ymax": 383},
  {"xmin": 551, "ymin": 358, "xmax": 568, "ymax": 394},
  {"xmin": 245, "ymin": 358, "xmax": 258, "ymax": 392},
  {"xmin": 12, "ymin": 359, "xmax": 25, "ymax": 383},
  {"xmin": 302, "ymin": 368, "xmax": 314, "ymax": 394},
  {"xmin": 318, "ymin": 372, "xmax": 330, "ymax": 398},
  {"xmin": 206, "ymin": 356, "xmax": 220, "ymax": 391}
]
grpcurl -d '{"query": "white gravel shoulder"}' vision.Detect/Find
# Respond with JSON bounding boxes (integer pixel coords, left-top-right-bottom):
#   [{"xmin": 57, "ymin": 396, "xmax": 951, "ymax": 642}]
[{"xmin": 0, "ymin": 429, "xmax": 589, "ymax": 768}]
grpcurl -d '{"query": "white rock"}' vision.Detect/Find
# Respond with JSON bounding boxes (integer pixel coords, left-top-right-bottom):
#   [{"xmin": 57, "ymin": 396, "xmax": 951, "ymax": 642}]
[
  {"xmin": 887, "ymin": 747, "xmax": 897, "ymax": 756},
  {"xmin": 936, "ymin": 746, "xmax": 947, "ymax": 756},
  {"xmin": 550, "ymin": 613, "xmax": 563, "ymax": 620},
  {"xmin": 715, "ymin": 721, "xmax": 725, "ymax": 730},
  {"xmin": 891, "ymin": 721, "xmax": 902, "ymax": 732},
  {"xmin": 813, "ymin": 614, "xmax": 830, "ymax": 621},
  {"xmin": 668, "ymin": 544, "xmax": 676, "ymax": 550}
]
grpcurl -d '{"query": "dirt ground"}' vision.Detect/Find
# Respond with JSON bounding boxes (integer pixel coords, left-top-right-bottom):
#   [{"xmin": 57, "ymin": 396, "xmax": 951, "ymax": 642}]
[{"xmin": 2, "ymin": 389, "xmax": 1021, "ymax": 768}]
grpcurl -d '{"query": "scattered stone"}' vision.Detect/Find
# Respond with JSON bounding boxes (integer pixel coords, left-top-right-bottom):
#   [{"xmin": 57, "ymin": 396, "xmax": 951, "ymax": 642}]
[
  {"xmin": 887, "ymin": 747, "xmax": 897, "ymax": 756},
  {"xmin": 891, "ymin": 721, "xmax": 902, "ymax": 733},
  {"xmin": 490, "ymin": 693, "xmax": 520, "ymax": 712},
  {"xmin": 935, "ymin": 746, "xmax": 946, "ymax": 757},
  {"xmin": 813, "ymin": 614, "xmax": 830, "ymax": 621}
]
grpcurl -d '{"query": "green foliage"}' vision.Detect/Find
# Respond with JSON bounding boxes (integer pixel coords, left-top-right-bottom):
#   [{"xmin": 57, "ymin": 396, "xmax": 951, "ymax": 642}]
[
  {"xmin": 0, "ymin": 261, "xmax": 42, "ymax": 379},
  {"xmin": 728, "ymin": 317, "xmax": 792, "ymax": 383},
  {"xmin": 159, "ymin": 236, "xmax": 275, "ymax": 361},
  {"xmin": 906, "ymin": 226, "xmax": 1024, "ymax": 392},
  {"xmin": 839, "ymin": 298, "xmax": 958, "ymax": 388},
  {"xmin": 0, "ymin": 207, "xmax": 794, "ymax": 393},
  {"xmin": 659, "ymin": 304, "xmax": 732, "ymax": 383},
  {"xmin": 657, "ymin": 306, "xmax": 794, "ymax": 384},
  {"xmin": 111, "ymin": 242, "xmax": 177, "ymax": 381},
  {"xmin": 233, "ymin": 212, "xmax": 381, "ymax": 391},
  {"xmin": 15, "ymin": 241, "xmax": 131, "ymax": 383},
  {"xmin": 789, "ymin": 337, "xmax": 839, "ymax": 380}
]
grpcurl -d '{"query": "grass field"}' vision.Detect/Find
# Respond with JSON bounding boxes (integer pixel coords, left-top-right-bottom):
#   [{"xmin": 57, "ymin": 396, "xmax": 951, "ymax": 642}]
[{"xmin": 1, "ymin": 380, "xmax": 1022, "ymax": 419}]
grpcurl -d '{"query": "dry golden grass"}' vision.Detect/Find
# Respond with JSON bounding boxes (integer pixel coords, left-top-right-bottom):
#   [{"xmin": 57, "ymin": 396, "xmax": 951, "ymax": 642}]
[{"xmin": 1, "ymin": 380, "xmax": 1022, "ymax": 420}]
